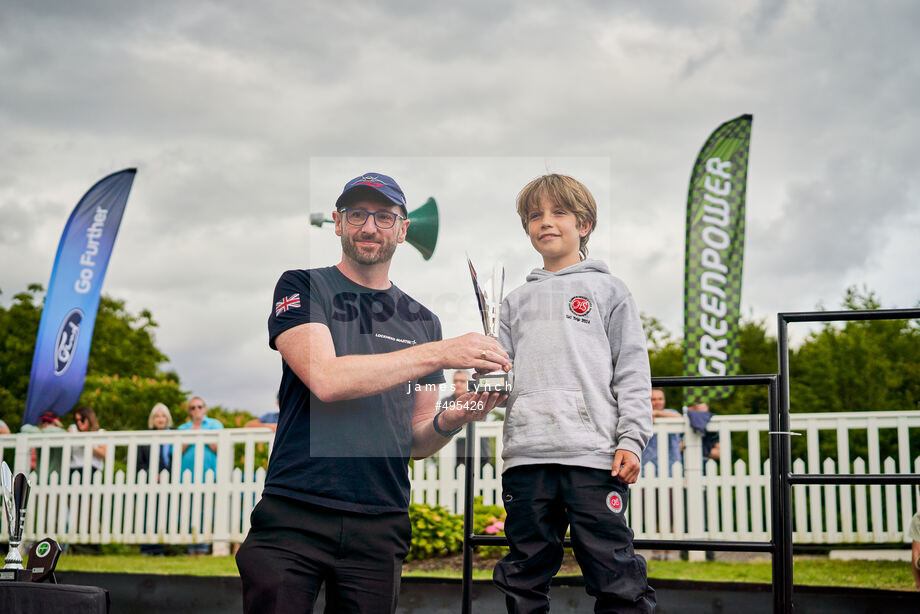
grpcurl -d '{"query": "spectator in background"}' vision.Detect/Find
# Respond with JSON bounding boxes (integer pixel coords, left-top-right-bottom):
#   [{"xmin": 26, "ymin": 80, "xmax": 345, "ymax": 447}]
[
  {"xmin": 641, "ymin": 389, "xmax": 682, "ymax": 562},
  {"xmin": 244, "ymin": 395, "xmax": 281, "ymax": 433},
  {"xmin": 138, "ymin": 403, "xmax": 174, "ymax": 556},
  {"xmin": 69, "ymin": 406, "xmax": 106, "ymax": 480},
  {"xmin": 683, "ymin": 402, "xmax": 720, "ymax": 462},
  {"xmin": 910, "ymin": 511, "xmax": 920, "ymax": 590},
  {"xmin": 438, "ymin": 370, "xmax": 470, "ymax": 411},
  {"xmin": 0, "ymin": 418, "xmax": 10, "ymax": 435},
  {"xmin": 677, "ymin": 402, "xmax": 720, "ymax": 463},
  {"xmin": 178, "ymin": 396, "xmax": 223, "ymax": 482},
  {"xmin": 641, "ymin": 388, "xmax": 682, "ymax": 476},
  {"xmin": 683, "ymin": 402, "xmax": 719, "ymax": 562},
  {"xmin": 179, "ymin": 396, "xmax": 223, "ymax": 555},
  {"xmin": 21, "ymin": 410, "xmax": 67, "ymax": 476},
  {"xmin": 438, "ymin": 370, "xmax": 494, "ymax": 471},
  {"xmin": 244, "ymin": 412, "xmax": 279, "ymax": 432},
  {"xmin": 136, "ymin": 403, "xmax": 174, "ymax": 477}
]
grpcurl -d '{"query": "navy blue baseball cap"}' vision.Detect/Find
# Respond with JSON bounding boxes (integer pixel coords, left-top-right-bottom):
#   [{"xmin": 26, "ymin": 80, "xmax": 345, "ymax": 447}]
[{"xmin": 334, "ymin": 173, "xmax": 408, "ymax": 216}]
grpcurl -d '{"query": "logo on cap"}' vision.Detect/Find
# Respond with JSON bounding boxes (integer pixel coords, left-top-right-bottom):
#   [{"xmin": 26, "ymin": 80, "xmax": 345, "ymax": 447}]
[
  {"xmin": 569, "ymin": 296, "xmax": 591, "ymax": 316},
  {"xmin": 352, "ymin": 175, "xmax": 385, "ymax": 188},
  {"xmin": 605, "ymin": 491, "xmax": 623, "ymax": 514}
]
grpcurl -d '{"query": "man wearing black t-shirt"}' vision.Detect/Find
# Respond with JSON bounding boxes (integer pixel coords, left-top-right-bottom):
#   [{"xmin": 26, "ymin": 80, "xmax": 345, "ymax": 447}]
[{"xmin": 236, "ymin": 173, "xmax": 510, "ymax": 614}]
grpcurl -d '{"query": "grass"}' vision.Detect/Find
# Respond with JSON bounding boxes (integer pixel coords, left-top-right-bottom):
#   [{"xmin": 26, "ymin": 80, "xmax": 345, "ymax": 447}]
[
  {"xmin": 54, "ymin": 555, "xmax": 917, "ymax": 591},
  {"xmin": 646, "ymin": 559, "xmax": 914, "ymax": 591},
  {"xmin": 405, "ymin": 559, "xmax": 915, "ymax": 591},
  {"xmin": 57, "ymin": 554, "xmax": 239, "ymax": 577}
]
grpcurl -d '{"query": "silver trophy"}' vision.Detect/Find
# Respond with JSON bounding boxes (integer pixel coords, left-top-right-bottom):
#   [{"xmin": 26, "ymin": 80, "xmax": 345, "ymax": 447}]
[
  {"xmin": 1, "ymin": 461, "xmax": 33, "ymax": 581},
  {"xmin": 468, "ymin": 257, "xmax": 514, "ymax": 394}
]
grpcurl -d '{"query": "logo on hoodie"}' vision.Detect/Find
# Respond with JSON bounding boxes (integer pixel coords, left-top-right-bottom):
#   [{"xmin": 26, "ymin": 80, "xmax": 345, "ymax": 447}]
[
  {"xmin": 606, "ymin": 491, "xmax": 623, "ymax": 514},
  {"xmin": 569, "ymin": 296, "xmax": 591, "ymax": 316},
  {"xmin": 566, "ymin": 295, "xmax": 592, "ymax": 324}
]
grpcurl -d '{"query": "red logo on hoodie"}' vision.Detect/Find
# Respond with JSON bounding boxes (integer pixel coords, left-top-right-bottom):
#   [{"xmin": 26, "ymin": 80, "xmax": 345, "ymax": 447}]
[{"xmin": 569, "ymin": 296, "xmax": 591, "ymax": 316}]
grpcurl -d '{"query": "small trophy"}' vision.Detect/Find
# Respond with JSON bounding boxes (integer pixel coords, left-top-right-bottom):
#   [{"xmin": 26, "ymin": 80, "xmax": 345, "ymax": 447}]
[
  {"xmin": 1, "ymin": 461, "xmax": 33, "ymax": 582},
  {"xmin": 468, "ymin": 257, "xmax": 514, "ymax": 394},
  {"xmin": 27, "ymin": 537, "xmax": 63, "ymax": 583}
]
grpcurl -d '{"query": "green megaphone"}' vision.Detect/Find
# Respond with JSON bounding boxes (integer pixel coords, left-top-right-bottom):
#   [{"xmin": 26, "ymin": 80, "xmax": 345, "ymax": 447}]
[
  {"xmin": 405, "ymin": 197, "xmax": 439, "ymax": 261},
  {"xmin": 310, "ymin": 197, "xmax": 440, "ymax": 261}
]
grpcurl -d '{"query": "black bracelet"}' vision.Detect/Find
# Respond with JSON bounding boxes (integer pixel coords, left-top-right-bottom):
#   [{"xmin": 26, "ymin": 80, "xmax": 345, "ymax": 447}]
[{"xmin": 433, "ymin": 408, "xmax": 462, "ymax": 438}]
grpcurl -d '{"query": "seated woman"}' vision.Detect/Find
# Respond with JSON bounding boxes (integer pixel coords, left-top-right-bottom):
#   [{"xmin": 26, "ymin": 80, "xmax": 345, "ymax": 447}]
[{"xmin": 69, "ymin": 406, "xmax": 106, "ymax": 481}]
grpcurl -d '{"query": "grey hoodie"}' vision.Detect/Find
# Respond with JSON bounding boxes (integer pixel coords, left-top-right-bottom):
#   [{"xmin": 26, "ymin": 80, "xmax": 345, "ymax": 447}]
[{"xmin": 498, "ymin": 259, "xmax": 652, "ymax": 472}]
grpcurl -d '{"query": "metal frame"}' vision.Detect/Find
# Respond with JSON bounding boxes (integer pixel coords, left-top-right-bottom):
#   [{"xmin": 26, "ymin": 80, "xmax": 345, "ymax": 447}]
[
  {"xmin": 460, "ymin": 374, "xmax": 788, "ymax": 613},
  {"xmin": 776, "ymin": 307, "xmax": 920, "ymax": 610},
  {"xmin": 460, "ymin": 306, "xmax": 920, "ymax": 612}
]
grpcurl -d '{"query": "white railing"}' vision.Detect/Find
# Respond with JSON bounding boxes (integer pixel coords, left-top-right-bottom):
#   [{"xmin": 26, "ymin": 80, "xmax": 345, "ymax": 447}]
[
  {"xmin": 627, "ymin": 411, "xmax": 920, "ymax": 544},
  {"xmin": 0, "ymin": 428, "xmax": 274, "ymax": 554},
  {"xmin": 1, "ymin": 410, "xmax": 918, "ymax": 552}
]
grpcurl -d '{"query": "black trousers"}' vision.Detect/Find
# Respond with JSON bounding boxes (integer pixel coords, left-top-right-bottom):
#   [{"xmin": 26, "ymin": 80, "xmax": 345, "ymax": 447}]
[
  {"xmin": 236, "ymin": 494, "xmax": 411, "ymax": 614},
  {"xmin": 494, "ymin": 465, "xmax": 656, "ymax": 614}
]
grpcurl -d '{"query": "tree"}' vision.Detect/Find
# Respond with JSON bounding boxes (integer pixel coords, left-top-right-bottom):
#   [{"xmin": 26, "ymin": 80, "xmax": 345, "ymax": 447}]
[
  {"xmin": 0, "ymin": 284, "xmax": 182, "ymax": 430},
  {"xmin": 0, "ymin": 286, "xmax": 44, "ymax": 427},
  {"xmin": 644, "ymin": 313, "xmax": 777, "ymax": 412},
  {"xmin": 710, "ymin": 318, "xmax": 777, "ymax": 416},
  {"xmin": 787, "ymin": 286, "xmax": 920, "ymax": 463},
  {"xmin": 643, "ymin": 313, "xmax": 685, "ymax": 407},
  {"xmin": 87, "ymin": 296, "xmax": 168, "ymax": 379},
  {"xmin": 790, "ymin": 286, "xmax": 920, "ymax": 414},
  {"xmin": 78, "ymin": 374, "xmax": 187, "ymax": 431}
]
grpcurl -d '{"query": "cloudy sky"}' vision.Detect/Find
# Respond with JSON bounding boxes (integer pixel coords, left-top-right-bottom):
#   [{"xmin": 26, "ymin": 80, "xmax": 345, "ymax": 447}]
[{"xmin": 2, "ymin": 1, "xmax": 918, "ymax": 415}]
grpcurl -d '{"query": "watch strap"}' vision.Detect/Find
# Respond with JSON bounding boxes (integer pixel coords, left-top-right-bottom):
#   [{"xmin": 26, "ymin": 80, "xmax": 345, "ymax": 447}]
[{"xmin": 433, "ymin": 408, "xmax": 462, "ymax": 438}]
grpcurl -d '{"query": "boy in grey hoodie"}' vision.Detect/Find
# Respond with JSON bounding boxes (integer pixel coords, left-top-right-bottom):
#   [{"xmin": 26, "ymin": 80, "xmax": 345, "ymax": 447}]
[{"xmin": 493, "ymin": 174, "xmax": 656, "ymax": 613}]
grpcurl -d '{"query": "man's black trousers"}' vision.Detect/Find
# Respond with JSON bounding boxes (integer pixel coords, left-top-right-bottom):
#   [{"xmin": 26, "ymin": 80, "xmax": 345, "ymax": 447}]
[
  {"xmin": 235, "ymin": 494, "xmax": 411, "ymax": 614},
  {"xmin": 493, "ymin": 464, "xmax": 656, "ymax": 613}
]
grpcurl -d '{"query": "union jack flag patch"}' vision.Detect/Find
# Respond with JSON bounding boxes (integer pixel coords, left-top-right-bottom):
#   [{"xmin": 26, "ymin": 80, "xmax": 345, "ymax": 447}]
[{"xmin": 275, "ymin": 293, "xmax": 301, "ymax": 316}]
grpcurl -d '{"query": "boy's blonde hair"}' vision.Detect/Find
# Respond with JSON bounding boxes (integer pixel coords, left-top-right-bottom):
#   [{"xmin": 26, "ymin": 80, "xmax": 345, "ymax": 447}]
[{"xmin": 515, "ymin": 174, "xmax": 597, "ymax": 260}]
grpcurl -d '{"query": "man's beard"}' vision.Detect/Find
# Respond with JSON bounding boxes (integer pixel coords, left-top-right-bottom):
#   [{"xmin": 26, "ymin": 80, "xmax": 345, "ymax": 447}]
[{"xmin": 341, "ymin": 231, "xmax": 398, "ymax": 265}]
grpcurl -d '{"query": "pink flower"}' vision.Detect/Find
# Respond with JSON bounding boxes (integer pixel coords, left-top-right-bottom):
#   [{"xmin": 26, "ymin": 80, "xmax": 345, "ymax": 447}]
[{"xmin": 484, "ymin": 521, "xmax": 505, "ymax": 534}]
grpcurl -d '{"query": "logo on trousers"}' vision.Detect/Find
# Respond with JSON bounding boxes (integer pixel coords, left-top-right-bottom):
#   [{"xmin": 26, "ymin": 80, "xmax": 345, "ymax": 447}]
[{"xmin": 606, "ymin": 491, "xmax": 623, "ymax": 514}]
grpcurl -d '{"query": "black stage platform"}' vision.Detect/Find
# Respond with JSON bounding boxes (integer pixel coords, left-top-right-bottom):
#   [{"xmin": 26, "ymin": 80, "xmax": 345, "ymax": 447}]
[{"xmin": 54, "ymin": 572, "xmax": 920, "ymax": 614}]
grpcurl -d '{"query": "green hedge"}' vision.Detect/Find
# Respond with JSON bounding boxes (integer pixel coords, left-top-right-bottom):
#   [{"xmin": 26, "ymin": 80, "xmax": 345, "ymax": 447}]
[
  {"xmin": 408, "ymin": 503, "xmax": 464, "ymax": 561},
  {"xmin": 407, "ymin": 498, "xmax": 508, "ymax": 561}
]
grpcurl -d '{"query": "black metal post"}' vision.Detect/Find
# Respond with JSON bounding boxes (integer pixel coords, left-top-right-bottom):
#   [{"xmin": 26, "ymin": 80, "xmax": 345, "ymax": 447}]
[
  {"xmin": 461, "ymin": 421, "xmax": 476, "ymax": 614},
  {"xmin": 775, "ymin": 315, "xmax": 794, "ymax": 613},
  {"xmin": 768, "ymin": 373, "xmax": 781, "ymax": 613}
]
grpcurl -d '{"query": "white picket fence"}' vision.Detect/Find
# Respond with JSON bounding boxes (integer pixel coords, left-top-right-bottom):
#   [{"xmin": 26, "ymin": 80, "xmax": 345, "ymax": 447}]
[
  {"xmin": 1, "ymin": 410, "xmax": 918, "ymax": 552},
  {"xmin": 0, "ymin": 428, "xmax": 273, "ymax": 553}
]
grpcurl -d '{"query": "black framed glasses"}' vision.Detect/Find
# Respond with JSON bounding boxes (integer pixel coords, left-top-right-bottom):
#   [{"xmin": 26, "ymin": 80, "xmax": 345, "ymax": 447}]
[{"xmin": 340, "ymin": 208, "xmax": 405, "ymax": 229}]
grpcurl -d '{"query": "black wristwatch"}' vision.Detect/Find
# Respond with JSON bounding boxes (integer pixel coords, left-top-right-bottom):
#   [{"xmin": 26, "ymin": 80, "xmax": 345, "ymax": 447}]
[{"xmin": 433, "ymin": 408, "xmax": 462, "ymax": 438}]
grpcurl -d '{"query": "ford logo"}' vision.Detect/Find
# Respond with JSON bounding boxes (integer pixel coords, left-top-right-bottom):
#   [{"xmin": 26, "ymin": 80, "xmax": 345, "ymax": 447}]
[{"xmin": 54, "ymin": 309, "xmax": 84, "ymax": 375}]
